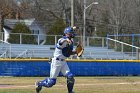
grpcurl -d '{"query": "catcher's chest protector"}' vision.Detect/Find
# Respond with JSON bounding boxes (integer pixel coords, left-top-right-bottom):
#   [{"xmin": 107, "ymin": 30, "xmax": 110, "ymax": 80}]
[{"xmin": 62, "ymin": 42, "xmax": 73, "ymax": 57}]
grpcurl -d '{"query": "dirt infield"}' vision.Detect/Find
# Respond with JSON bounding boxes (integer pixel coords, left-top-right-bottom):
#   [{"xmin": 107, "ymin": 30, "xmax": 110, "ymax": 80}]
[
  {"xmin": 0, "ymin": 77, "xmax": 140, "ymax": 93},
  {"xmin": 1, "ymin": 82, "xmax": 140, "ymax": 89}
]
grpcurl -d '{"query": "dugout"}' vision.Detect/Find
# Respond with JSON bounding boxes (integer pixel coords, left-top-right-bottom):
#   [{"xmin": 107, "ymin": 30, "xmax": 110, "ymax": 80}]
[{"xmin": 0, "ymin": 59, "xmax": 140, "ymax": 76}]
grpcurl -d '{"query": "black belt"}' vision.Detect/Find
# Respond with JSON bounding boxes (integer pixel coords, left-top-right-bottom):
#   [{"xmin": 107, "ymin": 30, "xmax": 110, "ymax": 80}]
[{"xmin": 56, "ymin": 58, "xmax": 65, "ymax": 61}]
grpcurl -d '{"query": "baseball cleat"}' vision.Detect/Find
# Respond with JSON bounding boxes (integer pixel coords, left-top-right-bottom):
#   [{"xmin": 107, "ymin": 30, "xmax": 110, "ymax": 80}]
[{"xmin": 35, "ymin": 81, "xmax": 42, "ymax": 93}]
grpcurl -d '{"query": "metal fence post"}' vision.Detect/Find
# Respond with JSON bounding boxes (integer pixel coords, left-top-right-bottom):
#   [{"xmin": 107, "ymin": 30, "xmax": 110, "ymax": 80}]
[
  {"xmin": 20, "ymin": 33, "xmax": 22, "ymax": 44},
  {"xmin": 132, "ymin": 33, "xmax": 134, "ymax": 57},
  {"xmin": 121, "ymin": 43, "xmax": 123, "ymax": 53},
  {"xmin": 106, "ymin": 34, "xmax": 109, "ymax": 48},
  {"xmin": 55, "ymin": 35, "xmax": 57, "ymax": 45},
  {"xmin": 87, "ymin": 37, "xmax": 89, "ymax": 47},
  {"xmin": 136, "ymin": 48, "xmax": 139, "ymax": 60},
  {"xmin": 38, "ymin": 34, "xmax": 40, "ymax": 45},
  {"xmin": 9, "ymin": 44, "xmax": 11, "ymax": 59},
  {"xmin": 2, "ymin": 32, "xmax": 3, "ymax": 41},
  {"xmin": 102, "ymin": 37, "xmax": 104, "ymax": 47}
]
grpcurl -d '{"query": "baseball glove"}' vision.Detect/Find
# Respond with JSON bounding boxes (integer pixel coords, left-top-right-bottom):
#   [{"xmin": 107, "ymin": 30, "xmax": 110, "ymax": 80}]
[{"xmin": 75, "ymin": 44, "xmax": 84, "ymax": 57}]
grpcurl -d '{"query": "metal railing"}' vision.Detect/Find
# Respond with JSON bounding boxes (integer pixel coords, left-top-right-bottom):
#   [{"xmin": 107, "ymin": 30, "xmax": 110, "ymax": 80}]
[
  {"xmin": 106, "ymin": 38, "xmax": 140, "ymax": 59},
  {"xmin": 15, "ymin": 50, "xmax": 29, "ymax": 59},
  {"xmin": 0, "ymin": 51, "xmax": 8, "ymax": 58},
  {"xmin": 0, "ymin": 32, "xmax": 139, "ymax": 60},
  {"xmin": 0, "ymin": 32, "xmax": 106, "ymax": 47},
  {"xmin": 0, "ymin": 40, "xmax": 11, "ymax": 58}
]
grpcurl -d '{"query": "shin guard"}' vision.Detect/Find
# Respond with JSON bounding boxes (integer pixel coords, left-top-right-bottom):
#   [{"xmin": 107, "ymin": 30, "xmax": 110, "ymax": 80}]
[{"xmin": 66, "ymin": 72, "xmax": 75, "ymax": 93}]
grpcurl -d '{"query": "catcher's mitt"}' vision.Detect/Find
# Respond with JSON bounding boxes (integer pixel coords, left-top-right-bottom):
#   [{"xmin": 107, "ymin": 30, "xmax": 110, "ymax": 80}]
[{"xmin": 75, "ymin": 44, "xmax": 84, "ymax": 57}]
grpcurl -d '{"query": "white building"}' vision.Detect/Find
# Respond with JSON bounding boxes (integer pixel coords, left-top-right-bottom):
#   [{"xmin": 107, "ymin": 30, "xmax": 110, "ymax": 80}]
[{"xmin": 3, "ymin": 18, "xmax": 46, "ymax": 45}]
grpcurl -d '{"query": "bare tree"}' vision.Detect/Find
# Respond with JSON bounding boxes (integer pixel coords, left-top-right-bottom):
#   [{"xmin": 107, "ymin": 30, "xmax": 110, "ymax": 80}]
[
  {"xmin": 0, "ymin": 0, "xmax": 17, "ymax": 32},
  {"xmin": 29, "ymin": 0, "xmax": 71, "ymax": 33},
  {"xmin": 86, "ymin": 0, "xmax": 140, "ymax": 36},
  {"xmin": 10, "ymin": 0, "xmax": 140, "ymax": 37}
]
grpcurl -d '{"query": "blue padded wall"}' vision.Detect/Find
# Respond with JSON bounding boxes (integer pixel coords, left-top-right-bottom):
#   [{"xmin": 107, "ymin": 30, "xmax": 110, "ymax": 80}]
[
  {"xmin": 0, "ymin": 60, "xmax": 140, "ymax": 76},
  {"xmin": 0, "ymin": 61, "xmax": 50, "ymax": 76},
  {"xmin": 68, "ymin": 62, "xmax": 140, "ymax": 76}
]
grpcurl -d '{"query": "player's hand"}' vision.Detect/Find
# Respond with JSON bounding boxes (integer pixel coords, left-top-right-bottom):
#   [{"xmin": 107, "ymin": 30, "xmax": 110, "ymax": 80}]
[{"xmin": 66, "ymin": 38, "xmax": 72, "ymax": 44}]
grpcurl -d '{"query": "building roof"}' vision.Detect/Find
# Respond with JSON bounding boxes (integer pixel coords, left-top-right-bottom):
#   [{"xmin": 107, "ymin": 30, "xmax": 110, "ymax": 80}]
[{"xmin": 4, "ymin": 18, "xmax": 35, "ymax": 29}]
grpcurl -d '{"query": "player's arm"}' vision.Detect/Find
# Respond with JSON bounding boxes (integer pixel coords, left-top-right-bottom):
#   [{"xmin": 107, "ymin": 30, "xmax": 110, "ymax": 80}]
[{"xmin": 59, "ymin": 39, "xmax": 71, "ymax": 45}]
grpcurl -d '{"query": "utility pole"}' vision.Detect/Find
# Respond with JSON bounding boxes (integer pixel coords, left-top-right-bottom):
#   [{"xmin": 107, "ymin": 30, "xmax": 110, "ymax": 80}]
[
  {"xmin": 83, "ymin": 0, "xmax": 86, "ymax": 47},
  {"xmin": 71, "ymin": 0, "xmax": 74, "ymax": 27},
  {"xmin": 83, "ymin": 0, "xmax": 98, "ymax": 47}
]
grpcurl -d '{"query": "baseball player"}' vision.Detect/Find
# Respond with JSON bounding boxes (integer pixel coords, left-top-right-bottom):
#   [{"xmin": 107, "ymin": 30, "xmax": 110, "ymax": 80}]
[{"xmin": 35, "ymin": 26, "xmax": 77, "ymax": 93}]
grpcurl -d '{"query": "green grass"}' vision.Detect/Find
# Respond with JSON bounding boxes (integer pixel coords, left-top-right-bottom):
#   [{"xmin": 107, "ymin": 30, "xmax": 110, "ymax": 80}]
[{"xmin": 0, "ymin": 77, "xmax": 140, "ymax": 93}]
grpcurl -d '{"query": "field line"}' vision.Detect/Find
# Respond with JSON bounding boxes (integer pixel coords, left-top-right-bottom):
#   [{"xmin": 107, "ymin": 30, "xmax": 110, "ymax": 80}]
[{"xmin": 0, "ymin": 82, "xmax": 140, "ymax": 89}]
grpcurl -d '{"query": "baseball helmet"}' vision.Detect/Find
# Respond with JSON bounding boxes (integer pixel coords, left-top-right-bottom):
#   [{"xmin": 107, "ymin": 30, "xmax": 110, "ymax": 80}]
[{"xmin": 64, "ymin": 27, "xmax": 75, "ymax": 38}]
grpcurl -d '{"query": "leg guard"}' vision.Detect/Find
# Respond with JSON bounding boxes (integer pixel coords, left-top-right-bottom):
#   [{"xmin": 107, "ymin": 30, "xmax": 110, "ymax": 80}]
[
  {"xmin": 38, "ymin": 78, "xmax": 56, "ymax": 88},
  {"xmin": 66, "ymin": 72, "xmax": 75, "ymax": 93}
]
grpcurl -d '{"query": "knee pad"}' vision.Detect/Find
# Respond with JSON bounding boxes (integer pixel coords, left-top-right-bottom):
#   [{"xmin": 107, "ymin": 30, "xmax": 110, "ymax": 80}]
[
  {"xmin": 66, "ymin": 72, "xmax": 73, "ymax": 78},
  {"xmin": 39, "ymin": 78, "xmax": 56, "ymax": 88},
  {"xmin": 67, "ymin": 76, "xmax": 75, "ymax": 84},
  {"xmin": 66, "ymin": 72, "xmax": 75, "ymax": 84}
]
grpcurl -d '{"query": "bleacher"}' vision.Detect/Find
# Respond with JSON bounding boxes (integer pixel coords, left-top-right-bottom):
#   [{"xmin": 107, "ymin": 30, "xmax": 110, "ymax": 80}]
[
  {"xmin": 0, "ymin": 43, "xmax": 137, "ymax": 60},
  {"xmin": 0, "ymin": 44, "xmax": 54, "ymax": 58},
  {"xmin": 83, "ymin": 47, "xmax": 136, "ymax": 60}
]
